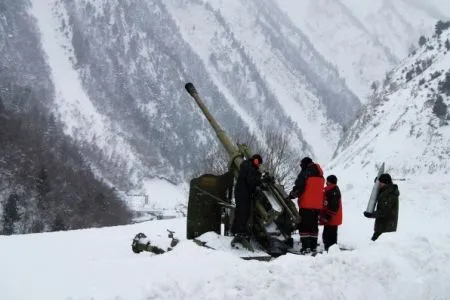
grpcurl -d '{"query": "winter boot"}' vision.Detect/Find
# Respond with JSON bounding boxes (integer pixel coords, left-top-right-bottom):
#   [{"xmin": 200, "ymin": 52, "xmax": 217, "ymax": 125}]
[
  {"xmin": 300, "ymin": 237, "xmax": 310, "ymax": 254},
  {"xmin": 300, "ymin": 248, "xmax": 312, "ymax": 255},
  {"xmin": 309, "ymin": 237, "xmax": 318, "ymax": 253},
  {"xmin": 286, "ymin": 237, "xmax": 294, "ymax": 248}
]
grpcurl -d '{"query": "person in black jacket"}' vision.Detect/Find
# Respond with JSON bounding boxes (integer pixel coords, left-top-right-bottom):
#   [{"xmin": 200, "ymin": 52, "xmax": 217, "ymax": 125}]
[
  {"xmin": 364, "ymin": 173, "xmax": 399, "ymax": 241},
  {"xmin": 231, "ymin": 154, "xmax": 263, "ymax": 249}
]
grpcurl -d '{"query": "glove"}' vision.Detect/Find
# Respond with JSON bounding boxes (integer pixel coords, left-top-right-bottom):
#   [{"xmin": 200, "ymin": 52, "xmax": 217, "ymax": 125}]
[
  {"xmin": 363, "ymin": 211, "xmax": 374, "ymax": 218},
  {"xmin": 262, "ymin": 173, "xmax": 275, "ymax": 184},
  {"xmin": 288, "ymin": 190, "xmax": 297, "ymax": 199}
]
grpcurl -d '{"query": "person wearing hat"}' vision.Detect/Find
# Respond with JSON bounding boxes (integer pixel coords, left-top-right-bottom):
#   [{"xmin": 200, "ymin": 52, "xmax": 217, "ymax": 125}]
[
  {"xmin": 288, "ymin": 157, "xmax": 325, "ymax": 254},
  {"xmin": 231, "ymin": 154, "xmax": 263, "ymax": 250},
  {"xmin": 320, "ymin": 175, "xmax": 343, "ymax": 251},
  {"xmin": 364, "ymin": 173, "xmax": 400, "ymax": 241}
]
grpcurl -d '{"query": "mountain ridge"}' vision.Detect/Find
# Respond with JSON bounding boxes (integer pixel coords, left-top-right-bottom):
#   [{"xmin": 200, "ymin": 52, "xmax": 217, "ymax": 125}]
[{"xmin": 329, "ymin": 24, "xmax": 450, "ymax": 177}]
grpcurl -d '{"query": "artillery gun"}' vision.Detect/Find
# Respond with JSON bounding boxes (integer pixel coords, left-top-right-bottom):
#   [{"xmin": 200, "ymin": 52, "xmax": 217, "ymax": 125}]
[{"xmin": 184, "ymin": 83, "xmax": 300, "ymax": 257}]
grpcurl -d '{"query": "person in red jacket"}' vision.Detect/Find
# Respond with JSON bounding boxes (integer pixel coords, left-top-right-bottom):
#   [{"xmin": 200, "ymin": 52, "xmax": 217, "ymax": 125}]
[
  {"xmin": 320, "ymin": 175, "xmax": 343, "ymax": 251},
  {"xmin": 289, "ymin": 157, "xmax": 325, "ymax": 254}
]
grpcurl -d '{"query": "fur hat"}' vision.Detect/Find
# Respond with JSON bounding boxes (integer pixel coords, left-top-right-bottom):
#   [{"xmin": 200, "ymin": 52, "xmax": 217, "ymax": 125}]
[
  {"xmin": 378, "ymin": 173, "xmax": 392, "ymax": 184},
  {"xmin": 326, "ymin": 175, "xmax": 337, "ymax": 184},
  {"xmin": 300, "ymin": 157, "xmax": 313, "ymax": 168}
]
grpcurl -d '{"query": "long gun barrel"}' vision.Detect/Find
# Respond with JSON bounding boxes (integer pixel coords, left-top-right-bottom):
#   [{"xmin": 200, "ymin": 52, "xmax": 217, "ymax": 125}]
[
  {"xmin": 184, "ymin": 82, "xmax": 300, "ymax": 257},
  {"xmin": 185, "ymin": 83, "xmax": 243, "ymax": 169}
]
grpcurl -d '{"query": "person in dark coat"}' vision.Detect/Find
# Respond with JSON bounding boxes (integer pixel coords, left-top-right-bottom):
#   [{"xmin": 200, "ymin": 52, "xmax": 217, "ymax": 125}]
[
  {"xmin": 288, "ymin": 157, "xmax": 325, "ymax": 254},
  {"xmin": 320, "ymin": 175, "xmax": 343, "ymax": 251},
  {"xmin": 231, "ymin": 154, "xmax": 263, "ymax": 247},
  {"xmin": 364, "ymin": 173, "xmax": 399, "ymax": 241}
]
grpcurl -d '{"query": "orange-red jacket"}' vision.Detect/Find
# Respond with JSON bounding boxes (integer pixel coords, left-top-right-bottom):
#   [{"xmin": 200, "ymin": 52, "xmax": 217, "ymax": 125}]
[
  {"xmin": 320, "ymin": 184, "xmax": 342, "ymax": 226},
  {"xmin": 293, "ymin": 163, "xmax": 325, "ymax": 209}
]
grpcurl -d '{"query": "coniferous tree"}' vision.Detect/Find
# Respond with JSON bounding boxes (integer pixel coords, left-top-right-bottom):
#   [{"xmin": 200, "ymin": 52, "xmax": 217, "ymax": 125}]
[
  {"xmin": 2, "ymin": 193, "xmax": 20, "ymax": 235},
  {"xmin": 36, "ymin": 167, "xmax": 51, "ymax": 211},
  {"xmin": 433, "ymin": 95, "xmax": 448, "ymax": 118},
  {"xmin": 435, "ymin": 20, "xmax": 450, "ymax": 36},
  {"xmin": 94, "ymin": 192, "xmax": 108, "ymax": 212},
  {"xmin": 51, "ymin": 215, "xmax": 67, "ymax": 231},
  {"xmin": 439, "ymin": 71, "xmax": 450, "ymax": 96},
  {"xmin": 0, "ymin": 96, "xmax": 5, "ymax": 113},
  {"xmin": 418, "ymin": 36, "xmax": 427, "ymax": 47}
]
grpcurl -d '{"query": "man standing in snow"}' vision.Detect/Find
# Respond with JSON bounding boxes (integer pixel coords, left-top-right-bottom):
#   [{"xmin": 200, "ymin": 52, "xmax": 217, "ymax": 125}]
[
  {"xmin": 364, "ymin": 173, "xmax": 399, "ymax": 241},
  {"xmin": 288, "ymin": 157, "xmax": 325, "ymax": 254},
  {"xmin": 231, "ymin": 154, "xmax": 263, "ymax": 250},
  {"xmin": 320, "ymin": 175, "xmax": 343, "ymax": 251}
]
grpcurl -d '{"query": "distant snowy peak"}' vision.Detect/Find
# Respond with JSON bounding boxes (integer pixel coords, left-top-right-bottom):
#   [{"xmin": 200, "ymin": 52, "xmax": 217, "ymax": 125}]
[
  {"xmin": 341, "ymin": 0, "xmax": 442, "ymax": 56},
  {"xmin": 275, "ymin": 0, "xmax": 447, "ymax": 101},
  {"xmin": 275, "ymin": 0, "xmax": 394, "ymax": 101},
  {"xmin": 330, "ymin": 24, "xmax": 450, "ymax": 177}
]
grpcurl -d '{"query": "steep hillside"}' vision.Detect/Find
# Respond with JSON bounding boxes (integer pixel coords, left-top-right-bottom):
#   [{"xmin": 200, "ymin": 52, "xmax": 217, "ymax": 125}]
[
  {"xmin": 0, "ymin": 1, "xmax": 132, "ymax": 234},
  {"xmin": 165, "ymin": 0, "xmax": 360, "ymax": 160},
  {"xmin": 2, "ymin": 0, "xmax": 446, "ymax": 215},
  {"xmin": 23, "ymin": 0, "xmax": 359, "ymax": 191},
  {"xmin": 329, "ymin": 23, "xmax": 450, "ymax": 178},
  {"xmin": 276, "ymin": 0, "xmax": 449, "ymax": 100},
  {"xmin": 0, "ymin": 1, "xmax": 54, "ymax": 110},
  {"xmin": 0, "ymin": 85, "xmax": 132, "ymax": 235}
]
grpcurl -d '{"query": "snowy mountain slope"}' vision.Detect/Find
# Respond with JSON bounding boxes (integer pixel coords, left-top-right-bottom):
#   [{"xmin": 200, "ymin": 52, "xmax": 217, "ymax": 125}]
[
  {"xmin": 30, "ymin": 0, "xmax": 151, "ymax": 190},
  {"xmin": 0, "ymin": 1, "xmax": 54, "ymax": 109},
  {"xmin": 1, "ymin": 174, "xmax": 450, "ymax": 300},
  {"xmin": 5, "ymin": 0, "xmax": 446, "ymax": 214},
  {"xmin": 342, "ymin": 0, "xmax": 441, "ymax": 57},
  {"xmin": 23, "ymin": 0, "xmax": 256, "ymax": 202},
  {"xmin": 396, "ymin": 0, "xmax": 450, "ymax": 19},
  {"xmin": 0, "ymin": 2, "xmax": 135, "ymax": 234},
  {"xmin": 11, "ymin": 0, "xmax": 360, "ymax": 202},
  {"xmin": 275, "ymin": 0, "xmax": 395, "ymax": 101},
  {"xmin": 29, "ymin": 0, "xmax": 218, "ymax": 185},
  {"xmin": 276, "ymin": 0, "xmax": 449, "ymax": 100},
  {"xmin": 328, "ymin": 26, "xmax": 450, "ymax": 178},
  {"xmin": 164, "ymin": 0, "xmax": 360, "ymax": 161}
]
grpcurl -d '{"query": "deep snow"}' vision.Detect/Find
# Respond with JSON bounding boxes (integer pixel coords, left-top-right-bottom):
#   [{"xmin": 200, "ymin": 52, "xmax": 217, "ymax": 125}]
[{"xmin": 1, "ymin": 174, "xmax": 450, "ymax": 300}]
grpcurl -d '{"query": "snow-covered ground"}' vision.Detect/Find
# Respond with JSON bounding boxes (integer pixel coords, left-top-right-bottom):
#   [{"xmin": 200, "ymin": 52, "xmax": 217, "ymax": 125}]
[{"xmin": 1, "ymin": 174, "xmax": 450, "ymax": 300}]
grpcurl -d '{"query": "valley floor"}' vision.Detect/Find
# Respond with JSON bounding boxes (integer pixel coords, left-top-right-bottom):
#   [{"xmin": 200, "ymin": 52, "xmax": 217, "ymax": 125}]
[{"xmin": 1, "ymin": 177, "xmax": 450, "ymax": 300}]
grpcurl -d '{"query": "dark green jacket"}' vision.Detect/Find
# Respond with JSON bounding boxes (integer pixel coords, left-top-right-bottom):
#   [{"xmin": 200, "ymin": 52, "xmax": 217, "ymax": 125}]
[{"xmin": 374, "ymin": 184, "xmax": 399, "ymax": 233}]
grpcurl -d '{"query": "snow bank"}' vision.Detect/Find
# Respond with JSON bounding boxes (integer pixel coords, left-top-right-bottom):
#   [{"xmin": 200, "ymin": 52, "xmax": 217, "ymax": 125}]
[{"xmin": 1, "ymin": 177, "xmax": 450, "ymax": 299}]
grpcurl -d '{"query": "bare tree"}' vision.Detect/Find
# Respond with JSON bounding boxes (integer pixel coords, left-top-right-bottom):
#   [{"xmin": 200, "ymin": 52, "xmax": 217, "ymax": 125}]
[
  {"xmin": 188, "ymin": 126, "xmax": 301, "ymax": 187},
  {"xmin": 258, "ymin": 129, "xmax": 300, "ymax": 186},
  {"xmin": 187, "ymin": 143, "xmax": 228, "ymax": 180}
]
